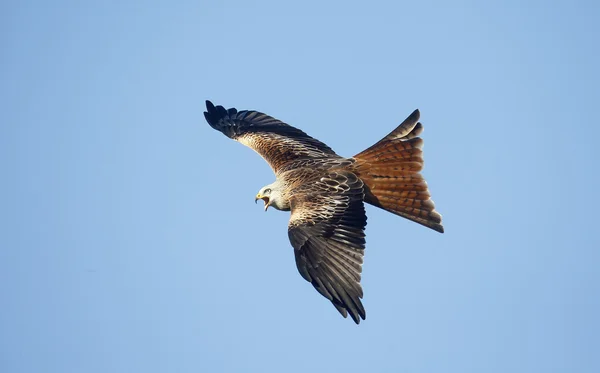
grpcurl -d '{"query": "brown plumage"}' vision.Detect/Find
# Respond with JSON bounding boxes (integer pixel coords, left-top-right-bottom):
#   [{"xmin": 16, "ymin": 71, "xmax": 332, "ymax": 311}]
[
  {"xmin": 354, "ymin": 109, "xmax": 444, "ymax": 233},
  {"xmin": 204, "ymin": 100, "xmax": 443, "ymax": 324}
]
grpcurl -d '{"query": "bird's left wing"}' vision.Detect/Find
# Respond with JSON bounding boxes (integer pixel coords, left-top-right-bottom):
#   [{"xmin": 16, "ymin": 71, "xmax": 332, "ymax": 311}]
[
  {"xmin": 204, "ymin": 101, "xmax": 338, "ymax": 174},
  {"xmin": 287, "ymin": 171, "xmax": 367, "ymax": 324}
]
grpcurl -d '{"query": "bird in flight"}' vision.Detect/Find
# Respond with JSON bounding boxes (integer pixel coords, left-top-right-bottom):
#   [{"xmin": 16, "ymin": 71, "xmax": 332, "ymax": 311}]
[{"xmin": 204, "ymin": 100, "xmax": 443, "ymax": 324}]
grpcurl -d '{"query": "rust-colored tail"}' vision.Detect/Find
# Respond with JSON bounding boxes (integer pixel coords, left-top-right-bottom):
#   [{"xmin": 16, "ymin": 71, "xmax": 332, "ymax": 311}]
[{"xmin": 354, "ymin": 109, "xmax": 444, "ymax": 233}]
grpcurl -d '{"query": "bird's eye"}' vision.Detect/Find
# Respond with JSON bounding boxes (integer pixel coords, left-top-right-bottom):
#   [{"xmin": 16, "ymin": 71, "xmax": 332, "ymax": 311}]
[{"xmin": 264, "ymin": 188, "xmax": 271, "ymax": 194}]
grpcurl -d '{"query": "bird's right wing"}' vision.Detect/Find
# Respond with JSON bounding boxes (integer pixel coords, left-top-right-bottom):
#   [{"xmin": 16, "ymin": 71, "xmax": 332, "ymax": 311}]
[
  {"xmin": 204, "ymin": 101, "xmax": 339, "ymax": 174},
  {"xmin": 287, "ymin": 171, "xmax": 367, "ymax": 324}
]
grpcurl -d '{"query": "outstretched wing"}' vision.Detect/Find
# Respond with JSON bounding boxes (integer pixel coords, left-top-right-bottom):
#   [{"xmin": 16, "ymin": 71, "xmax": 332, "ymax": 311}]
[
  {"xmin": 204, "ymin": 101, "xmax": 338, "ymax": 174},
  {"xmin": 288, "ymin": 171, "xmax": 367, "ymax": 324}
]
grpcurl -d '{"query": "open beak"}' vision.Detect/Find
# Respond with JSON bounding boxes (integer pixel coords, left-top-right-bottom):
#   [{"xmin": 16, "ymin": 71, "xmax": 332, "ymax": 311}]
[{"xmin": 255, "ymin": 194, "xmax": 270, "ymax": 211}]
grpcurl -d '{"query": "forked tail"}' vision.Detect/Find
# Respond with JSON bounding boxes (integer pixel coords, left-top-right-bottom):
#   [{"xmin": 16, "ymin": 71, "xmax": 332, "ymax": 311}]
[{"xmin": 354, "ymin": 109, "xmax": 444, "ymax": 233}]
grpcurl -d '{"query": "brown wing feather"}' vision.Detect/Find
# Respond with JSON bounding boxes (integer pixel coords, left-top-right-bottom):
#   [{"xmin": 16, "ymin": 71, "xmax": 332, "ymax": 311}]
[
  {"xmin": 204, "ymin": 101, "xmax": 338, "ymax": 173},
  {"xmin": 288, "ymin": 171, "xmax": 367, "ymax": 324}
]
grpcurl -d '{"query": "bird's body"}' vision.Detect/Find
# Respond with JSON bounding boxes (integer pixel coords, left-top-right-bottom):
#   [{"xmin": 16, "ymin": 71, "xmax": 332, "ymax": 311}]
[{"xmin": 204, "ymin": 101, "xmax": 443, "ymax": 324}]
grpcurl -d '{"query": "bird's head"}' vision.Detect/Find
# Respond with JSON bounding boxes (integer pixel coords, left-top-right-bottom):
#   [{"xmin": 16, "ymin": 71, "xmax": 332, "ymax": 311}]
[
  {"xmin": 255, "ymin": 185, "xmax": 273, "ymax": 211},
  {"xmin": 255, "ymin": 181, "xmax": 290, "ymax": 211}
]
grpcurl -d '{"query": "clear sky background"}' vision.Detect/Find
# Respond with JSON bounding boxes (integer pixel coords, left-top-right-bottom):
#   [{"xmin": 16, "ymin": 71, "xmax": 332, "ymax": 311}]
[{"xmin": 1, "ymin": 1, "xmax": 599, "ymax": 372}]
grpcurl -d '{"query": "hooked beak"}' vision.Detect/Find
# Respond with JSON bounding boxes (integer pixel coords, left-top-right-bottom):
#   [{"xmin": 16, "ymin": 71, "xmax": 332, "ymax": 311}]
[{"xmin": 255, "ymin": 194, "xmax": 270, "ymax": 211}]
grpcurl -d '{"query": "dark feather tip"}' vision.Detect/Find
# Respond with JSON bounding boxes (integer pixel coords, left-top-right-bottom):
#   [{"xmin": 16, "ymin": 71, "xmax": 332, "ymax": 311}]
[
  {"xmin": 204, "ymin": 100, "xmax": 227, "ymax": 128},
  {"xmin": 205, "ymin": 100, "xmax": 215, "ymax": 112}
]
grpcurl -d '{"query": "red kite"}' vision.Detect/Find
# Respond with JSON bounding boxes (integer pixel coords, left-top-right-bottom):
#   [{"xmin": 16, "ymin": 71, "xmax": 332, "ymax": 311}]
[{"xmin": 204, "ymin": 101, "xmax": 443, "ymax": 323}]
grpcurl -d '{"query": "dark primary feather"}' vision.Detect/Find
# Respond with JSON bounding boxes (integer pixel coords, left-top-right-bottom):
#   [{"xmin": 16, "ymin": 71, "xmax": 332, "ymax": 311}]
[
  {"xmin": 204, "ymin": 100, "xmax": 339, "ymax": 173},
  {"xmin": 288, "ymin": 171, "xmax": 367, "ymax": 324}
]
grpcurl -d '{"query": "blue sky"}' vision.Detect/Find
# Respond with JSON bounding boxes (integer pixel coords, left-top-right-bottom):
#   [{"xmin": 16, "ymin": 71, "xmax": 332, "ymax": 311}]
[{"xmin": 1, "ymin": 1, "xmax": 599, "ymax": 372}]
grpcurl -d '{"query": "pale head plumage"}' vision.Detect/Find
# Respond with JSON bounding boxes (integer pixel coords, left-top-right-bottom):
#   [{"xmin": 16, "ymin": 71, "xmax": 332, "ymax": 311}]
[{"xmin": 255, "ymin": 180, "xmax": 290, "ymax": 211}]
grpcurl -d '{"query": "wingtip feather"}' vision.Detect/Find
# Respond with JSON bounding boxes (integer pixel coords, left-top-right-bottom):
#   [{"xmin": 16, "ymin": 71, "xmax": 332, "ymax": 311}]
[{"xmin": 411, "ymin": 109, "xmax": 420, "ymax": 121}]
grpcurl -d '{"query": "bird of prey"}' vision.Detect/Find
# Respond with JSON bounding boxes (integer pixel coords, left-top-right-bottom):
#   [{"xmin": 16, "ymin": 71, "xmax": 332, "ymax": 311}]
[{"xmin": 204, "ymin": 100, "xmax": 443, "ymax": 324}]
